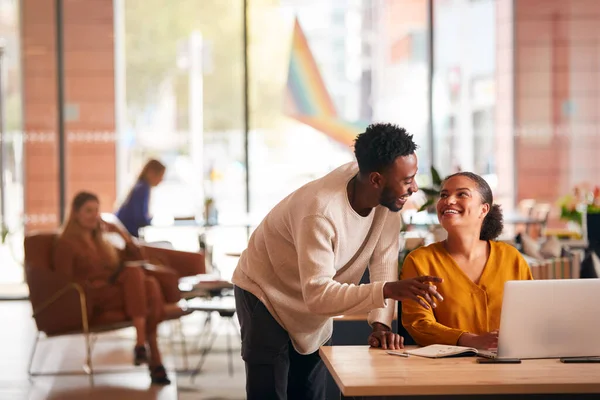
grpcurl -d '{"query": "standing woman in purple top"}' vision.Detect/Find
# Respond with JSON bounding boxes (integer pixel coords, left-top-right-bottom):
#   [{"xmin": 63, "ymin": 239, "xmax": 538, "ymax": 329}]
[{"xmin": 116, "ymin": 159, "xmax": 166, "ymax": 237}]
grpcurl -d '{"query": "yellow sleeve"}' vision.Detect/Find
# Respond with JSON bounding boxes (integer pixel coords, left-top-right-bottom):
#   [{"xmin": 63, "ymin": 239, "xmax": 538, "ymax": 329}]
[
  {"xmin": 400, "ymin": 253, "xmax": 467, "ymax": 346},
  {"xmin": 516, "ymin": 250, "xmax": 534, "ymax": 280}
]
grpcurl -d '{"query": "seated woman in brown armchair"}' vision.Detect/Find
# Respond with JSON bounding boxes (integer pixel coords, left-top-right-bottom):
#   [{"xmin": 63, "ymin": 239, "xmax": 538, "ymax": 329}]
[{"xmin": 54, "ymin": 191, "xmax": 171, "ymax": 385}]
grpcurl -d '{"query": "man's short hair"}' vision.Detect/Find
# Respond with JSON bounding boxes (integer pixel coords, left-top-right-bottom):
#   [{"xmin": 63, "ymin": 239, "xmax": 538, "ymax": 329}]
[{"xmin": 353, "ymin": 123, "xmax": 418, "ymax": 174}]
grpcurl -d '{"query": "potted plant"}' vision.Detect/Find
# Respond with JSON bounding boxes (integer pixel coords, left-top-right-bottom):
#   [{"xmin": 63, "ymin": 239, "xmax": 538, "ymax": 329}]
[
  {"xmin": 417, "ymin": 166, "xmax": 442, "ymax": 213},
  {"xmin": 558, "ymin": 184, "xmax": 600, "ymax": 245},
  {"xmin": 585, "ymin": 186, "xmax": 600, "ymax": 249}
]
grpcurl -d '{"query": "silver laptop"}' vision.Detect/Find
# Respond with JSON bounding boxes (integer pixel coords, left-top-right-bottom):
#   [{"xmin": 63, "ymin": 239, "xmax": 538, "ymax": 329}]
[{"xmin": 486, "ymin": 279, "xmax": 600, "ymax": 360}]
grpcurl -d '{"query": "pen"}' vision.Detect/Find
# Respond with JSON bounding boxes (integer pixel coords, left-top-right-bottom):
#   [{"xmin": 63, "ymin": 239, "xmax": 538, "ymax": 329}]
[{"xmin": 386, "ymin": 350, "xmax": 409, "ymax": 358}]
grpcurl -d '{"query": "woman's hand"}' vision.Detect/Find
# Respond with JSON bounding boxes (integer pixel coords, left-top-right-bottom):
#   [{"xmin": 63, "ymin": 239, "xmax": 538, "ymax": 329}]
[
  {"xmin": 102, "ymin": 221, "xmax": 121, "ymax": 234},
  {"xmin": 101, "ymin": 221, "xmax": 133, "ymax": 244},
  {"xmin": 458, "ymin": 331, "xmax": 498, "ymax": 350},
  {"xmin": 367, "ymin": 322, "xmax": 404, "ymax": 350},
  {"xmin": 383, "ymin": 276, "xmax": 444, "ymax": 309}
]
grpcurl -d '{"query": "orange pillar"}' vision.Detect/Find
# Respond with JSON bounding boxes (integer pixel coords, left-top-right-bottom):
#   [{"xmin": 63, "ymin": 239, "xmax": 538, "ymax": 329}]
[
  {"xmin": 514, "ymin": 0, "xmax": 600, "ymax": 228},
  {"xmin": 21, "ymin": 0, "xmax": 116, "ymax": 232}
]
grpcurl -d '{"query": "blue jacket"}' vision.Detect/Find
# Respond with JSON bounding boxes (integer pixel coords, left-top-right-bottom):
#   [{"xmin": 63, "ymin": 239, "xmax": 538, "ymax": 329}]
[{"xmin": 116, "ymin": 180, "xmax": 152, "ymax": 237}]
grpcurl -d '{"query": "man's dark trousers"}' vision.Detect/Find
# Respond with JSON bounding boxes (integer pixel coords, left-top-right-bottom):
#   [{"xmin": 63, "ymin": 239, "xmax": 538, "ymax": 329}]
[{"xmin": 234, "ymin": 285, "xmax": 330, "ymax": 400}]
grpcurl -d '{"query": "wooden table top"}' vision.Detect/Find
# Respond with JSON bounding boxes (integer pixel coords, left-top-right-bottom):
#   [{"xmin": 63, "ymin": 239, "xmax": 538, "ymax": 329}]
[{"xmin": 319, "ymin": 345, "xmax": 600, "ymax": 397}]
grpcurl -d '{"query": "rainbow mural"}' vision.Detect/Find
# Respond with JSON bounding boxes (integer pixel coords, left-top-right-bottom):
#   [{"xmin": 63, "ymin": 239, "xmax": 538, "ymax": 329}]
[{"xmin": 285, "ymin": 18, "xmax": 368, "ymax": 147}]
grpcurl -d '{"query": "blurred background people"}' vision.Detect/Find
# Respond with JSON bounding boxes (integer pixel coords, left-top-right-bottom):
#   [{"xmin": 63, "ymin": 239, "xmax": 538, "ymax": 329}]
[{"xmin": 116, "ymin": 159, "xmax": 166, "ymax": 237}]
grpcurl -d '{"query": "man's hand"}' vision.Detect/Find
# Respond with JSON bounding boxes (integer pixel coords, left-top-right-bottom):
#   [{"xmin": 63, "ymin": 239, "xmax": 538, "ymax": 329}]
[
  {"xmin": 457, "ymin": 331, "xmax": 498, "ymax": 350},
  {"xmin": 368, "ymin": 322, "xmax": 404, "ymax": 350},
  {"xmin": 383, "ymin": 276, "xmax": 444, "ymax": 309}
]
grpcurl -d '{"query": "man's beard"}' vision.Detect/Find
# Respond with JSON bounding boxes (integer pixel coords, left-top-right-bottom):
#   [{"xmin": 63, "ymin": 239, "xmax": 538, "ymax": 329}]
[{"xmin": 379, "ymin": 186, "xmax": 411, "ymax": 212}]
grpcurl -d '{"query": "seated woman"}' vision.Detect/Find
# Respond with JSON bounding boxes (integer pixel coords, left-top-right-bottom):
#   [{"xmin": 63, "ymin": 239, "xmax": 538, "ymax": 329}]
[
  {"xmin": 116, "ymin": 159, "xmax": 166, "ymax": 237},
  {"xmin": 401, "ymin": 172, "xmax": 532, "ymax": 350},
  {"xmin": 54, "ymin": 191, "xmax": 171, "ymax": 385}
]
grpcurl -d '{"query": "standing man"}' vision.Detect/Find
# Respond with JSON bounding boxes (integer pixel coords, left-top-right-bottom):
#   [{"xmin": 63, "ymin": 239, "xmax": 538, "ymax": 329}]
[{"xmin": 233, "ymin": 123, "xmax": 443, "ymax": 399}]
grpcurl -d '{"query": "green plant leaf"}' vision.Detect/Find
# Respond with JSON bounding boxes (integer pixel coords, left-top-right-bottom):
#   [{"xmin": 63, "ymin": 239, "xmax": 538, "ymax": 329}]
[
  {"xmin": 420, "ymin": 188, "xmax": 439, "ymax": 196},
  {"xmin": 431, "ymin": 166, "xmax": 442, "ymax": 187},
  {"xmin": 588, "ymin": 204, "xmax": 600, "ymax": 214},
  {"xmin": 418, "ymin": 198, "xmax": 434, "ymax": 213},
  {"xmin": 0, "ymin": 225, "xmax": 8, "ymax": 244},
  {"xmin": 559, "ymin": 206, "xmax": 582, "ymax": 225}
]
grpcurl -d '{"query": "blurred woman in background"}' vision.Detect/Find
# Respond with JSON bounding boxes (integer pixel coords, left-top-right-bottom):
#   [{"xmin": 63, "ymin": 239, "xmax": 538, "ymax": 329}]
[
  {"xmin": 55, "ymin": 191, "xmax": 171, "ymax": 385},
  {"xmin": 116, "ymin": 159, "xmax": 166, "ymax": 237}
]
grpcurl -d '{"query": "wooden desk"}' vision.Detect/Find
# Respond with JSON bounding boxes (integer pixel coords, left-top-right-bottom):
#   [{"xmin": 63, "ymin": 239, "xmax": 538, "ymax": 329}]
[{"xmin": 320, "ymin": 346, "xmax": 600, "ymax": 399}]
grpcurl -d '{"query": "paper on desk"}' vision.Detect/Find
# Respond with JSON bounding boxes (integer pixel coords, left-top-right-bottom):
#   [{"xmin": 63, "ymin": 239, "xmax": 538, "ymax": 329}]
[{"xmin": 405, "ymin": 344, "xmax": 479, "ymax": 358}]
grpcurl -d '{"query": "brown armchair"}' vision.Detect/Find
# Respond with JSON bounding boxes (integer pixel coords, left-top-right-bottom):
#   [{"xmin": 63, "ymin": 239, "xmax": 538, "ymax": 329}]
[
  {"xmin": 24, "ymin": 231, "xmax": 205, "ymax": 380},
  {"xmin": 140, "ymin": 243, "xmax": 206, "ymax": 302}
]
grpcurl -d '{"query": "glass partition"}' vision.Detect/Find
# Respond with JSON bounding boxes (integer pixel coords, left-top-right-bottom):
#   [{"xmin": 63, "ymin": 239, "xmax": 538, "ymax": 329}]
[
  {"xmin": 432, "ymin": 0, "xmax": 497, "ymax": 182},
  {"xmin": 247, "ymin": 0, "xmax": 431, "ymax": 219},
  {"xmin": 0, "ymin": 0, "xmax": 24, "ymax": 289}
]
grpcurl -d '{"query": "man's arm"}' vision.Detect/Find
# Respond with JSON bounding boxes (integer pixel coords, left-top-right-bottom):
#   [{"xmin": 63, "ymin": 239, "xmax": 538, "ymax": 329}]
[
  {"xmin": 296, "ymin": 215, "xmax": 388, "ymax": 316},
  {"xmin": 366, "ymin": 212, "xmax": 402, "ymax": 330}
]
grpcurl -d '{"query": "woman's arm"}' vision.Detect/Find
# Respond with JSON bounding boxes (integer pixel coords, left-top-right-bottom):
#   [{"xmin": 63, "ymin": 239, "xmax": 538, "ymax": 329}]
[
  {"xmin": 401, "ymin": 255, "xmax": 466, "ymax": 346},
  {"xmin": 103, "ymin": 221, "xmax": 134, "ymax": 245},
  {"xmin": 517, "ymin": 251, "xmax": 534, "ymax": 280},
  {"xmin": 102, "ymin": 221, "xmax": 145, "ymax": 263},
  {"xmin": 54, "ymin": 237, "xmax": 113, "ymax": 288},
  {"xmin": 133, "ymin": 183, "xmax": 152, "ymax": 227},
  {"xmin": 53, "ymin": 238, "xmax": 107, "ymax": 285}
]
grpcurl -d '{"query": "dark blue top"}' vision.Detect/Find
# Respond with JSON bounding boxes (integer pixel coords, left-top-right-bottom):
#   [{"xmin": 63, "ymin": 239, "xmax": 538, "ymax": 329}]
[{"xmin": 115, "ymin": 180, "xmax": 152, "ymax": 237}]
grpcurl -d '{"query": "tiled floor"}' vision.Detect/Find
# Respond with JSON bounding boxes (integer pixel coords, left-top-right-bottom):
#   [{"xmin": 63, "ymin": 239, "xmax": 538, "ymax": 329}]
[{"xmin": 0, "ymin": 300, "xmax": 245, "ymax": 400}]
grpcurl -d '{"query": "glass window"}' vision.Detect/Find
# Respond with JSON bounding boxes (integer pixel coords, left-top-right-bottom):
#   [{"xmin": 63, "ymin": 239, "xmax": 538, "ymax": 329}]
[
  {"xmin": 248, "ymin": 0, "xmax": 430, "ymax": 219},
  {"xmin": 119, "ymin": 1, "xmax": 247, "ymax": 268},
  {"xmin": 0, "ymin": 0, "xmax": 24, "ymax": 285},
  {"xmin": 120, "ymin": 0, "xmax": 244, "ymax": 220},
  {"xmin": 432, "ymin": 0, "xmax": 496, "ymax": 186}
]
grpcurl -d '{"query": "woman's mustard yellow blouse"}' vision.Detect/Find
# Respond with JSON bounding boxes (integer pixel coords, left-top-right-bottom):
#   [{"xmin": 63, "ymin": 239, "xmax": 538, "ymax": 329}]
[{"xmin": 400, "ymin": 240, "xmax": 533, "ymax": 346}]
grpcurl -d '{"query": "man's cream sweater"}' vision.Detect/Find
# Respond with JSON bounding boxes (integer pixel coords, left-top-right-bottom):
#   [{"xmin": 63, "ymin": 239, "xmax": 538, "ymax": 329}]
[{"xmin": 232, "ymin": 162, "xmax": 400, "ymax": 354}]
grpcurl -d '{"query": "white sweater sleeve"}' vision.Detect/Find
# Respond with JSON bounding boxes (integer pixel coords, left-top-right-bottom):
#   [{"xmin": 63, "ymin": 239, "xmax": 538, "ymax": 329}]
[
  {"xmin": 367, "ymin": 212, "xmax": 401, "ymax": 329},
  {"xmin": 296, "ymin": 215, "xmax": 387, "ymax": 316}
]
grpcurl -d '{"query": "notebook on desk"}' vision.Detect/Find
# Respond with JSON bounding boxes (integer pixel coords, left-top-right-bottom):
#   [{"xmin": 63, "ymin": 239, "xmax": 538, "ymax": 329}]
[{"xmin": 405, "ymin": 345, "xmax": 496, "ymax": 359}]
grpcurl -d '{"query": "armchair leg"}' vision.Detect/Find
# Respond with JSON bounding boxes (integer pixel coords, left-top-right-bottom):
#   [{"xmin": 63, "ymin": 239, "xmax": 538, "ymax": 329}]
[
  {"xmin": 27, "ymin": 331, "xmax": 41, "ymax": 377},
  {"xmin": 89, "ymin": 333, "xmax": 99, "ymax": 351},
  {"xmin": 169, "ymin": 319, "xmax": 190, "ymax": 372},
  {"xmin": 177, "ymin": 320, "xmax": 189, "ymax": 371},
  {"xmin": 83, "ymin": 332, "xmax": 95, "ymax": 385},
  {"xmin": 190, "ymin": 321, "xmax": 221, "ymax": 383}
]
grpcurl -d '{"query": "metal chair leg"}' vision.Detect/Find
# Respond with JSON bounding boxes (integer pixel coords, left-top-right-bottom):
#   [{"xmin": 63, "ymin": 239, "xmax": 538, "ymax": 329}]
[
  {"xmin": 169, "ymin": 319, "xmax": 190, "ymax": 372},
  {"xmin": 167, "ymin": 321, "xmax": 176, "ymax": 359},
  {"xmin": 27, "ymin": 331, "xmax": 41, "ymax": 376},
  {"xmin": 195, "ymin": 311, "xmax": 213, "ymax": 350},
  {"xmin": 230, "ymin": 315, "xmax": 241, "ymax": 342},
  {"xmin": 191, "ymin": 321, "xmax": 221, "ymax": 383},
  {"xmin": 84, "ymin": 332, "xmax": 95, "ymax": 385},
  {"xmin": 226, "ymin": 320, "xmax": 233, "ymax": 377},
  {"xmin": 177, "ymin": 319, "xmax": 189, "ymax": 371},
  {"xmin": 89, "ymin": 334, "xmax": 99, "ymax": 350}
]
